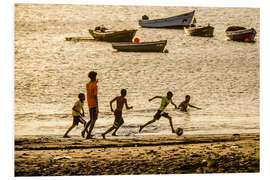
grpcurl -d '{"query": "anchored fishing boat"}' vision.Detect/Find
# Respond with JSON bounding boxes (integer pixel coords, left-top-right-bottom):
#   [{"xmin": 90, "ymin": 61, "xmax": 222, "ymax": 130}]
[
  {"xmin": 112, "ymin": 40, "xmax": 167, "ymax": 52},
  {"xmin": 225, "ymin": 26, "xmax": 256, "ymax": 42},
  {"xmin": 138, "ymin": 11, "xmax": 195, "ymax": 28},
  {"xmin": 89, "ymin": 26, "xmax": 137, "ymax": 42},
  {"xmin": 184, "ymin": 24, "xmax": 214, "ymax": 37}
]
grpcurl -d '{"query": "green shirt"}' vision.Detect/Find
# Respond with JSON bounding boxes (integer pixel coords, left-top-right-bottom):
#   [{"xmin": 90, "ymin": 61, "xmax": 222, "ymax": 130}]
[{"xmin": 159, "ymin": 96, "xmax": 171, "ymax": 111}]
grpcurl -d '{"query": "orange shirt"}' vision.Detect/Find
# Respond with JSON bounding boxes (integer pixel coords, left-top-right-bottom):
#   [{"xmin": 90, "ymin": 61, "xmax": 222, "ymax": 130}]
[{"xmin": 86, "ymin": 81, "xmax": 98, "ymax": 108}]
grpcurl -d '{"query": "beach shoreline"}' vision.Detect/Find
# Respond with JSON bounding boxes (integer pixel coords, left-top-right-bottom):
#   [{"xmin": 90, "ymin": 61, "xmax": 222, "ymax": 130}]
[{"xmin": 15, "ymin": 133, "xmax": 259, "ymax": 176}]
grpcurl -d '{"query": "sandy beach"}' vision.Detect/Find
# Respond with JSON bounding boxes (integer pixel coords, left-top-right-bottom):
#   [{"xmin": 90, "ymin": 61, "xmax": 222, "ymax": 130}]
[{"xmin": 15, "ymin": 133, "xmax": 259, "ymax": 176}]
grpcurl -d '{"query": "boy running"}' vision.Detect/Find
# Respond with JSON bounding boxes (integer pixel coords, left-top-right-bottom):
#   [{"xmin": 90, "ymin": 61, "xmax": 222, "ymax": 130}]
[
  {"xmin": 102, "ymin": 89, "xmax": 133, "ymax": 139},
  {"xmin": 139, "ymin": 91, "xmax": 178, "ymax": 133},
  {"xmin": 178, "ymin": 95, "xmax": 201, "ymax": 112},
  {"xmin": 63, "ymin": 93, "xmax": 87, "ymax": 138},
  {"xmin": 81, "ymin": 71, "xmax": 99, "ymax": 139}
]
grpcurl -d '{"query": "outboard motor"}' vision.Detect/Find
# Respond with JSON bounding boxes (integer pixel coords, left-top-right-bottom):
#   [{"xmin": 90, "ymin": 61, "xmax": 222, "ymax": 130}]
[
  {"xmin": 95, "ymin": 26, "xmax": 101, "ymax": 31},
  {"xmin": 142, "ymin": 15, "xmax": 149, "ymax": 20}
]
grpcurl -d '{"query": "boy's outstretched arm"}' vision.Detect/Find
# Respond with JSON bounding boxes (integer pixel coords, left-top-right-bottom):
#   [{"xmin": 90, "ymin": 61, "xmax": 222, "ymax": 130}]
[
  {"xmin": 189, "ymin": 104, "xmax": 201, "ymax": 109},
  {"xmin": 125, "ymin": 99, "xmax": 133, "ymax": 110},
  {"xmin": 149, "ymin": 96, "xmax": 162, "ymax": 102},
  {"xmin": 110, "ymin": 97, "xmax": 117, "ymax": 112}
]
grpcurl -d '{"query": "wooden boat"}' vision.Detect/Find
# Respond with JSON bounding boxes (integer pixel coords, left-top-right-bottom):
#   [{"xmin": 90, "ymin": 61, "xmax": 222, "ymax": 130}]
[
  {"xmin": 184, "ymin": 24, "xmax": 214, "ymax": 37},
  {"xmin": 225, "ymin": 26, "xmax": 256, "ymax": 42},
  {"xmin": 112, "ymin": 40, "xmax": 167, "ymax": 52},
  {"xmin": 89, "ymin": 28, "xmax": 137, "ymax": 42},
  {"xmin": 138, "ymin": 10, "xmax": 195, "ymax": 28}
]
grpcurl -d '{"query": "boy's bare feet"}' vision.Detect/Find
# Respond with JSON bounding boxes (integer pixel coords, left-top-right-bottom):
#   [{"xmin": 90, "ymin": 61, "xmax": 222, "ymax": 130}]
[
  {"xmin": 63, "ymin": 135, "xmax": 71, "ymax": 138},
  {"xmin": 139, "ymin": 126, "xmax": 143, "ymax": 132},
  {"xmin": 101, "ymin": 133, "xmax": 106, "ymax": 139},
  {"xmin": 85, "ymin": 134, "xmax": 95, "ymax": 139},
  {"xmin": 81, "ymin": 131, "xmax": 85, "ymax": 138}
]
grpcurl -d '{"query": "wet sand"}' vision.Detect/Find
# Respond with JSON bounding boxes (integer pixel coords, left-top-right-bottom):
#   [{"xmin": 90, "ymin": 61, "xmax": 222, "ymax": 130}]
[{"xmin": 15, "ymin": 133, "xmax": 259, "ymax": 176}]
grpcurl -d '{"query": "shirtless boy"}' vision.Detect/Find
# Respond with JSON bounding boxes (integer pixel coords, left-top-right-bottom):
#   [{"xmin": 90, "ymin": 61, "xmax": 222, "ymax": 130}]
[
  {"xmin": 178, "ymin": 95, "xmax": 201, "ymax": 112},
  {"xmin": 101, "ymin": 89, "xmax": 133, "ymax": 139}
]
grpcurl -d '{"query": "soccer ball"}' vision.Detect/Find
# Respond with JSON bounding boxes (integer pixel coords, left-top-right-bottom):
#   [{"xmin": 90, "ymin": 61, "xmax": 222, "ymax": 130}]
[{"xmin": 175, "ymin": 128, "xmax": 183, "ymax": 136}]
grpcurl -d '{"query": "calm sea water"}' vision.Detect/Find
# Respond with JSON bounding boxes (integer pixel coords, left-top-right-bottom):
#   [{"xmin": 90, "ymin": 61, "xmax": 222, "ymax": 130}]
[{"xmin": 14, "ymin": 4, "xmax": 259, "ymax": 137}]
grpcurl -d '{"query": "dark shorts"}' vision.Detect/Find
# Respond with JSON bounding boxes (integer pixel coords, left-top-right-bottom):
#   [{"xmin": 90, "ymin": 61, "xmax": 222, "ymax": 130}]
[
  {"xmin": 113, "ymin": 110, "xmax": 124, "ymax": 128},
  {"xmin": 73, "ymin": 116, "xmax": 86, "ymax": 126},
  {"xmin": 89, "ymin": 107, "xmax": 98, "ymax": 121},
  {"xmin": 154, "ymin": 110, "xmax": 169, "ymax": 120}
]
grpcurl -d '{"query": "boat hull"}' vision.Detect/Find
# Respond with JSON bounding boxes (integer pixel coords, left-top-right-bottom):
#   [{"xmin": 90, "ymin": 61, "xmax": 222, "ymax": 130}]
[
  {"xmin": 138, "ymin": 11, "xmax": 195, "ymax": 28},
  {"xmin": 225, "ymin": 27, "xmax": 256, "ymax": 42},
  {"xmin": 89, "ymin": 29, "xmax": 137, "ymax": 42},
  {"xmin": 112, "ymin": 40, "xmax": 167, "ymax": 52},
  {"xmin": 184, "ymin": 25, "xmax": 214, "ymax": 37}
]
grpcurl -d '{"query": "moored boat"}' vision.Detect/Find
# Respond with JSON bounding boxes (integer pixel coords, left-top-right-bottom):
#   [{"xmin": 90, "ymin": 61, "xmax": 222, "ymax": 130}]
[
  {"xmin": 138, "ymin": 11, "xmax": 195, "ymax": 28},
  {"xmin": 225, "ymin": 26, "xmax": 256, "ymax": 42},
  {"xmin": 184, "ymin": 24, "xmax": 214, "ymax": 37},
  {"xmin": 112, "ymin": 40, "xmax": 167, "ymax": 52},
  {"xmin": 89, "ymin": 27, "xmax": 137, "ymax": 42}
]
